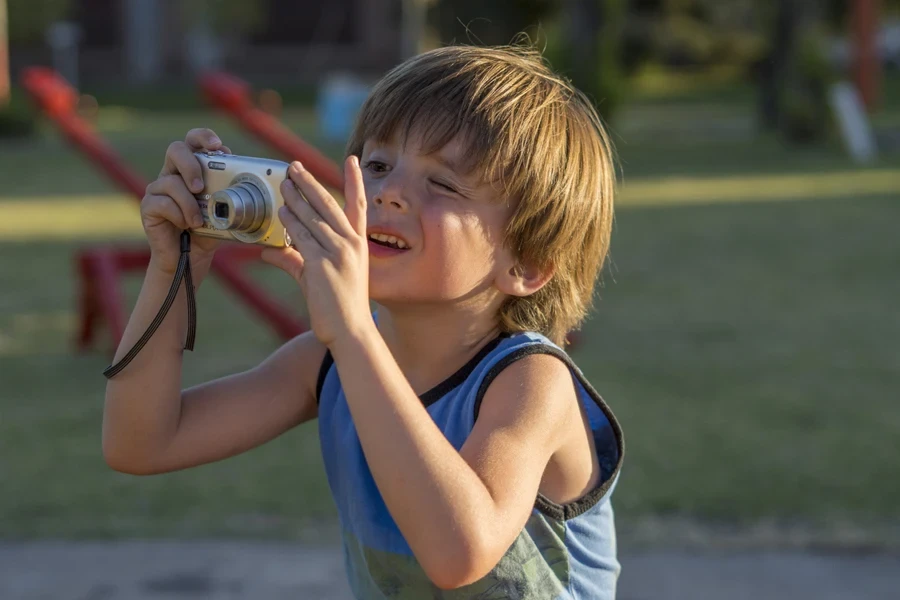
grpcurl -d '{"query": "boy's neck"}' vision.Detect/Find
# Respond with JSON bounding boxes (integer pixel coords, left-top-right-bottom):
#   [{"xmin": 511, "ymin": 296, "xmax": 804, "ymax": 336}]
[{"xmin": 374, "ymin": 303, "xmax": 503, "ymax": 398}]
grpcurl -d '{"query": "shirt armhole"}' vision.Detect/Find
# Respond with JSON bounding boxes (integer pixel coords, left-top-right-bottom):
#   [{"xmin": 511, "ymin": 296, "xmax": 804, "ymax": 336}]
[
  {"xmin": 473, "ymin": 344, "xmax": 625, "ymax": 521},
  {"xmin": 315, "ymin": 350, "xmax": 335, "ymax": 405}
]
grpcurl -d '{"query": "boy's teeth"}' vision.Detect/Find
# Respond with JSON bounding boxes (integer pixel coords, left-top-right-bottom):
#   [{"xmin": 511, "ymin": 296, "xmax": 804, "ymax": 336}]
[{"xmin": 368, "ymin": 233, "xmax": 408, "ymax": 249}]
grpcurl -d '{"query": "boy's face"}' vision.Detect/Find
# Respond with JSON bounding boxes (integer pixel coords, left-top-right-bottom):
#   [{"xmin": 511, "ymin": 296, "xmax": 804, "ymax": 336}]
[{"xmin": 360, "ymin": 132, "xmax": 517, "ymax": 310}]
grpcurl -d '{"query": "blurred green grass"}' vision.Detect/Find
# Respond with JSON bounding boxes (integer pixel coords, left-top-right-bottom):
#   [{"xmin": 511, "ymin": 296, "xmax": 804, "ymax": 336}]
[{"xmin": 1, "ymin": 87, "xmax": 899, "ymax": 543}]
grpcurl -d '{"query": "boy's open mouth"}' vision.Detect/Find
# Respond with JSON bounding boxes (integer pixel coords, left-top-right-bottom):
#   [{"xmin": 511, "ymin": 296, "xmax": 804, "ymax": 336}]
[{"xmin": 367, "ymin": 233, "xmax": 409, "ymax": 250}]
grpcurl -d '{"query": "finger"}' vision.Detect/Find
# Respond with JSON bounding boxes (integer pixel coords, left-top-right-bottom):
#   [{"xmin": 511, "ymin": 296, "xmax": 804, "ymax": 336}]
[
  {"xmin": 142, "ymin": 194, "xmax": 192, "ymax": 231},
  {"xmin": 161, "ymin": 141, "xmax": 205, "ymax": 194},
  {"xmin": 184, "ymin": 128, "xmax": 223, "ymax": 151},
  {"xmin": 343, "ymin": 155, "xmax": 367, "ymax": 236},
  {"xmin": 146, "ymin": 175, "xmax": 204, "ymax": 229},
  {"xmin": 219, "ymin": 145, "xmax": 233, "ymax": 155},
  {"xmin": 260, "ymin": 247, "xmax": 305, "ymax": 284},
  {"xmin": 277, "ymin": 204, "xmax": 324, "ymax": 257},
  {"xmin": 286, "ymin": 162, "xmax": 354, "ymax": 237},
  {"xmin": 280, "ymin": 179, "xmax": 343, "ymax": 250}
]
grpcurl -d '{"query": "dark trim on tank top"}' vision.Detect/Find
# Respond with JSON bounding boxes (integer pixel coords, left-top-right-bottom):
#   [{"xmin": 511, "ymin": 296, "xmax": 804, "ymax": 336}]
[
  {"xmin": 473, "ymin": 343, "xmax": 625, "ymax": 522},
  {"xmin": 418, "ymin": 333, "xmax": 510, "ymax": 407},
  {"xmin": 315, "ymin": 332, "xmax": 510, "ymax": 406},
  {"xmin": 315, "ymin": 351, "xmax": 336, "ymax": 404}
]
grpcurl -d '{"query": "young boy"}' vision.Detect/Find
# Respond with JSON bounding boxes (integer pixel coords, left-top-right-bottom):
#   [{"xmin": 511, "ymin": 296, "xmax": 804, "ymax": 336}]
[{"xmin": 103, "ymin": 44, "xmax": 623, "ymax": 599}]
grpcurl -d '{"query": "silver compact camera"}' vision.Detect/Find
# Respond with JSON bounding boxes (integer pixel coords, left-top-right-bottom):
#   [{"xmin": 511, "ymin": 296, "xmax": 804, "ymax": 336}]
[{"xmin": 191, "ymin": 150, "xmax": 292, "ymax": 247}]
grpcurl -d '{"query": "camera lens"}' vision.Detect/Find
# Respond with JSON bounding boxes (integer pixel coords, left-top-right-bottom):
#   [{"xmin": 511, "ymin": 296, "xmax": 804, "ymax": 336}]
[{"xmin": 209, "ymin": 181, "xmax": 267, "ymax": 234}]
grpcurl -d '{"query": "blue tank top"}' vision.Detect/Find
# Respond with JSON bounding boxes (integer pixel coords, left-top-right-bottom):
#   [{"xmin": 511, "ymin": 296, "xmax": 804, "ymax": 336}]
[{"xmin": 316, "ymin": 330, "xmax": 625, "ymax": 599}]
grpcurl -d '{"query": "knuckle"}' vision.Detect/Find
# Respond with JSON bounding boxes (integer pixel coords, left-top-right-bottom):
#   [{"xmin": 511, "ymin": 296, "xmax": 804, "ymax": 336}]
[{"xmin": 166, "ymin": 140, "xmax": 183, "ymax": 157}]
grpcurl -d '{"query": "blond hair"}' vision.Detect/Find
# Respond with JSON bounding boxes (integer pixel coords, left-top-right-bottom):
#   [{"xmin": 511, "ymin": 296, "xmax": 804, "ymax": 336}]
[{"xmin": 346, "ymin": 44, "xmax": 616, "ymax": 345}]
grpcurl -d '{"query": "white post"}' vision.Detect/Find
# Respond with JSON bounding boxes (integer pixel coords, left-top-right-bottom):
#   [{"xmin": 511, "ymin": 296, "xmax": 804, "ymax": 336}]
[
  {"xmin": 46, "ymin": 21, "xmax": 82, "ymax": 88},
  {"xmin": 829, "ymin": 81, "xmax": 878, "ymax": 163},
  {"xmin": 123, "ymin": 0, "xmax": 163, "ymax": 84}
]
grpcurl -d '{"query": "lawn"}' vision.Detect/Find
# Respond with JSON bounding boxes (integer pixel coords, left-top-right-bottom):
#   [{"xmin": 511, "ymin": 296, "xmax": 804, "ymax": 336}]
[{"xmin": 1, "ymin": 91, "xmax": 899, "ymax": 547}]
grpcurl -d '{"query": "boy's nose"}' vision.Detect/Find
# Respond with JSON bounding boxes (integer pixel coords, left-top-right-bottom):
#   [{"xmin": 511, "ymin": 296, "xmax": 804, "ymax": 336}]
[{"xmin": 372, "ymin": 178, "xmax": 410, "ymax": 212}]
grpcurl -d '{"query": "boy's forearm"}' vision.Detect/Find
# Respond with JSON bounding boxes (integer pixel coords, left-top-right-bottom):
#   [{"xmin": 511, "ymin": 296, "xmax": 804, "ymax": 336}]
[
  {"xmin": 330, "ymin": 326, "xmax": 499, "ymax": 580},
  {"xmin": 102, "ymin": 257, "xmax": 212, "ymax": 468}
]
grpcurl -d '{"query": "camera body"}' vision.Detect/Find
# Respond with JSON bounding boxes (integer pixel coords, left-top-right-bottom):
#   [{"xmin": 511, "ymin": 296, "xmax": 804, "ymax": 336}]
[{"xmin": 191, "ymin": 150, "xmax": 292, "ymax": 247}]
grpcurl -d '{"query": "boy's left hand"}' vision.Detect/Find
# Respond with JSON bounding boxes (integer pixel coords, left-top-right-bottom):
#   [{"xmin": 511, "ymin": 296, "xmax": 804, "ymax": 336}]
[{"xmin": 261, "ymin": 157, "xmax": 371, "ymax": 347}]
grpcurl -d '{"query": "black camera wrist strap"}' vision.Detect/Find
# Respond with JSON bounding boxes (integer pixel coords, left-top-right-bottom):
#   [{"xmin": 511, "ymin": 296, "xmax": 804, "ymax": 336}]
[{"xmin": 103, "ymin": 230, "xmax": 198, "ymax": 379}]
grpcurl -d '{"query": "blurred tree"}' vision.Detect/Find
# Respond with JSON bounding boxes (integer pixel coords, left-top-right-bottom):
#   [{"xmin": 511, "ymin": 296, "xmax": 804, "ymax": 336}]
[
  {"xmin": 756, "ymin": 0, "xmax": 831, "ymax": 142},
  {"xmin": 0, "ymin": 0, "xmax": 34, "ymax": 137},
  {"xmin": 1, "ymin": 0, "xmax": 8, "ymax": 106},
  {"xmin": 7, "ymin": 0, "xmax": 70, "ymax": 43},
  {"xmin": 180, "ymin": 0, "xmax": 266, "ymax": 36},
  {"xmin": 557, "ymin": 0, "xmax": 625, "ymax": 122},
  {"xmin": 615, "ymin": 0, "xmax": 767, "ymax": 72},
  {"xmin": 428, "ymin": 0, "xmax": 555, "ymax": 47}
]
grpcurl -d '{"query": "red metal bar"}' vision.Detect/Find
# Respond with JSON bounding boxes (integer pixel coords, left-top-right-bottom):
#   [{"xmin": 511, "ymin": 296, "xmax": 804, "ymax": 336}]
[
  {"xmin": 22, "ymin": 68, "xmax": 148, "ymax": 199},
  {"xmin": 92, "ymin": 250, "xmax": 127, "ymax": 347},
  {"xmin": 199, "ymin": 72, "xmax": 344, "ymax": 191},
  {"xmin": 853, "ymin": 0, "xmax": 881, "ymax": 111},
  {"xmin": 211, "ymin": 255, "xmax": 305, "ymax": 341},
  {"xmin": 21, "ymin": 66, "xmax": 307, "ymax": 352},
  {"xmin": 76, "ymin": 252, "xmax": 100, "ymax": 349}
]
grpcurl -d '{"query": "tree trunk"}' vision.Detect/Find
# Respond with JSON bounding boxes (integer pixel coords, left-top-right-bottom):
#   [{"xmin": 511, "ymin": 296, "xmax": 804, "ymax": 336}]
[
  {"xmin": 0, "ymin": 0, "xmax": 9, "ymax": 107},
  {"xmin": 758, "ymin": 0, "xmax": 796, "ymax": 130},
  {"xmin": 566, "ymin": 0, "xmax": 601, "ymax": 97}
]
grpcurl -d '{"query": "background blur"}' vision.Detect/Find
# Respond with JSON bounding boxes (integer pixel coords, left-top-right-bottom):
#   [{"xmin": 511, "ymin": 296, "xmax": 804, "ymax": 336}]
[{"xmin": 1, "ymin": 0, "xmax": 899, "ymax": 597}]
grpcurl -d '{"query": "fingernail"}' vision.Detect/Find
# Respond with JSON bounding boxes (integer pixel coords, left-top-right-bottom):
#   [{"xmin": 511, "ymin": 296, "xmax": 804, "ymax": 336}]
[
  {"xmin": 192, "ymin": 179, "xmax": 203, "ymax": 192},
  {"xmin": 291, "ymin": 161, "xmax": 304, "ymax": 173},
  {"xmin": 193, "ymin": 215, "xmax": 204, "ymax": 228},
  {"xmin": 209, "ymin": 136, "xmax": 221, "ymax": 146}
]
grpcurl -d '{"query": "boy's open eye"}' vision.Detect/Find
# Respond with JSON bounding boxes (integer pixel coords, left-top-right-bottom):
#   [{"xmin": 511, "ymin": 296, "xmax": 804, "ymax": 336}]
[{"xmin": 361, "ymin": 160, "xmax": 389, "ymax": 174}]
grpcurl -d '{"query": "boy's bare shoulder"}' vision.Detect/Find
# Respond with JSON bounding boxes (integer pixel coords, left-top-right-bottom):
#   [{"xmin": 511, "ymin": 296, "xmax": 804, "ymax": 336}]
[{"xmin": 476, "ymin": 351, "xmax": 577, "ymax": 431}]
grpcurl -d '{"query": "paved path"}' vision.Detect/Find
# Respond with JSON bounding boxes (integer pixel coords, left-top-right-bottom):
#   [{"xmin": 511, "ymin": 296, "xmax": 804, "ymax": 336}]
[{"xmin": 2, "ymin": 541, "xmax": 898, "ymax": 599}]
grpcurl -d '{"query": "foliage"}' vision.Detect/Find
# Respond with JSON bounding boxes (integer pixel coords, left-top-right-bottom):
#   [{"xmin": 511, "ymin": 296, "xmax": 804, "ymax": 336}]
[
  {"xmin": 180, "ymin": 0, "xmax": 266, "ymax": 36},
  {"xmin": 0, "ymin": 90, "xmax": 35, "ymax": 138},
  {"xmin": 539, "ymin": 0, "xmax": 627, "ymax": 122},
  {"xmin": 428, "ymin": 0, "xmax": 556, "ymax": 47},
  {"xmin": 780, "ymin": 25, "xmax": 834, "ymax": 143},
  {"xmin": 7, "ymin": 0, "xmax": 71, "ymax": 43},
  {"xmin": 622, "ymin": 0, "xmax": 769, "ymax": 74}
]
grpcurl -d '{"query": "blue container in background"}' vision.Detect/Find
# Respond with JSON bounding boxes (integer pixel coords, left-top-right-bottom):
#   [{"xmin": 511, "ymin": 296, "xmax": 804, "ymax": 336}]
[{"xmin": 318, "ymin": 74, "xmax": 371, "ymax": 143}]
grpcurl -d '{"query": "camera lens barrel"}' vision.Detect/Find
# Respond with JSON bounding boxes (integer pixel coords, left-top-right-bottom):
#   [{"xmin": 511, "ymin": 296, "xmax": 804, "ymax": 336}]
[{"xmin": 210, "ymin": 181, "xmax": 267, "ymax": 234}]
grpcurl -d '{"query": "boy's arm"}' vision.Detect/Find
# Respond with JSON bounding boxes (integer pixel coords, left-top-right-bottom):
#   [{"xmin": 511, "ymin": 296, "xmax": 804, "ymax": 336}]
[
  {"xmin": 331, "ymin": 327, "xmax": 574, "ymax": 590},
  {"xmin": 102, "ymin": 260, "xmax": 326, "ymax": 474}
]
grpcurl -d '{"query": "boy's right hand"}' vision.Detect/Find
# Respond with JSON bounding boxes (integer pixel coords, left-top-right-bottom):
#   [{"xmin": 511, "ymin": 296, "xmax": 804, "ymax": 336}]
[{"xmin": 141, "ymin": 128, "xmax": 232, "ymax": 274}]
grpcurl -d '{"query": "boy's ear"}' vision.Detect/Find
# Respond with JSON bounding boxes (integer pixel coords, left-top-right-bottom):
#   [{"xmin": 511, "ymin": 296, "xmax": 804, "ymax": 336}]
[{"xmin": 497, "ymin": 259, "xmax": 554, "ymax": 298}]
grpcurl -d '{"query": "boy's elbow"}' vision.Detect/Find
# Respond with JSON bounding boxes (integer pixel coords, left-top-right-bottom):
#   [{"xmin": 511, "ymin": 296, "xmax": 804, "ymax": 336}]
[
  {"xmin": 102, "ymin": 436, "xmax": 158, "ymax": 476},
  {"xmin": 421, "ymin": 535, "xmax": 499, "ymax": 590},
  {"xmin": 102, "ymin": 445, "xmax": 143, "ymax": 475}
]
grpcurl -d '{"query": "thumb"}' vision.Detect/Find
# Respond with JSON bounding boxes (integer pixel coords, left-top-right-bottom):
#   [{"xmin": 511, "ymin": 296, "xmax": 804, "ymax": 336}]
[{"xmin": 261, "ymin": 247, "xmax": 305, "ymax": 284}]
